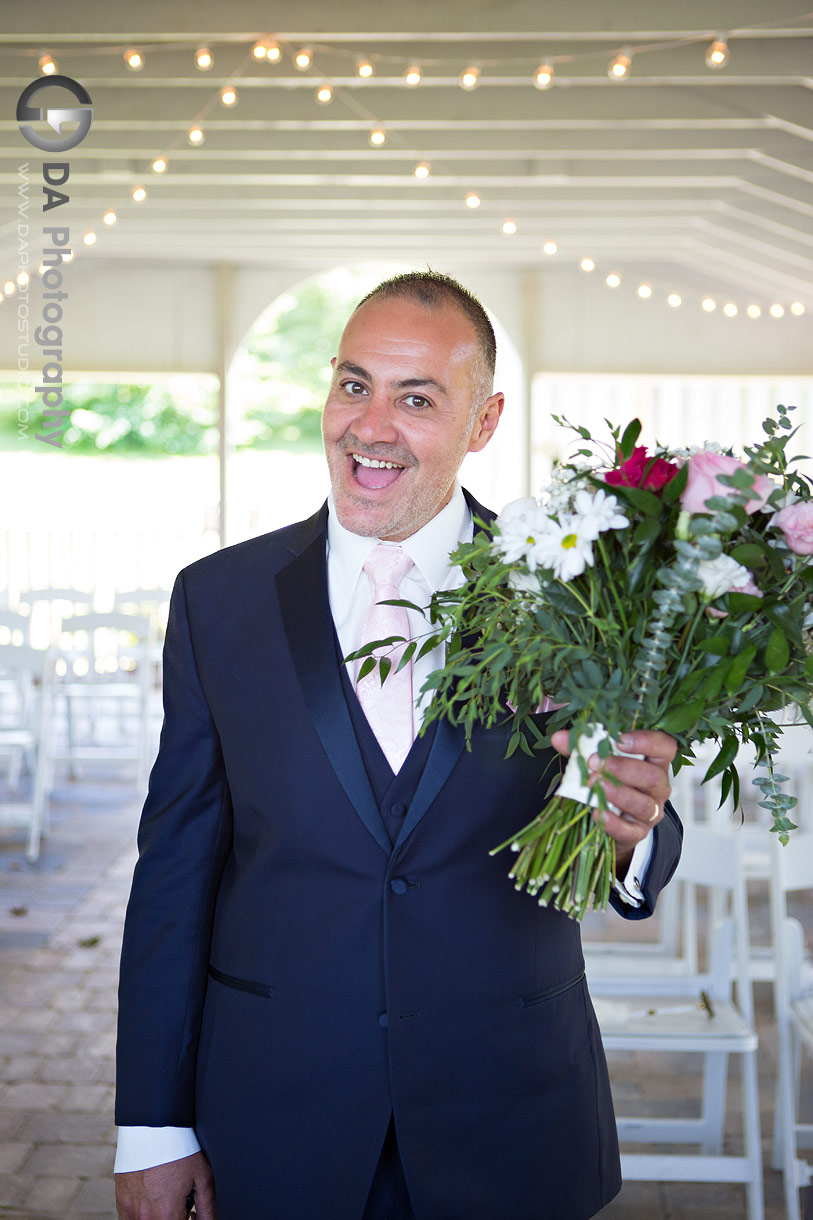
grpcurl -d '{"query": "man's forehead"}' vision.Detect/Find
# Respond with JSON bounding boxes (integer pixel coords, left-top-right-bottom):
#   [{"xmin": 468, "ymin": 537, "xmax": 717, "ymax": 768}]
[{"xmin": 338, "ymin": 299, "xmax": 479, "ymax": 368}]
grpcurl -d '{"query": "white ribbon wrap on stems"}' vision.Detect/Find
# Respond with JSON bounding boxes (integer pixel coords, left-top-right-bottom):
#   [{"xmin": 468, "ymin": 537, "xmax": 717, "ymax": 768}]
[{"xmin": 557, "ymin": 722, "xmax": 644, "ymax": 809}]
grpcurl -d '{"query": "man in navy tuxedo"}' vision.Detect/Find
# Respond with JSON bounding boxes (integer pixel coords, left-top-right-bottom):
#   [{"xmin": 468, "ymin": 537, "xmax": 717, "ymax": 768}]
[{"xmin": 115, "ymin": 272, "xmax": 681, "ymax": 1220}]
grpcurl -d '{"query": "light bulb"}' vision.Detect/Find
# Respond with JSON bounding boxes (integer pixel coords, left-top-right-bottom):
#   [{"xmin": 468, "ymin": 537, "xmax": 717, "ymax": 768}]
[
  {"xmin": 188, "ymin": 125, "xmax": 204, "ymax": 145},
  {"xmin": 195, "ymin": 47, "xmax": 213, "ymax": 71},
  {"xmin": 701, "ymin": 297, "xmax": 717, "ymax": 312},
  {"xmin": 608, "ymin": 50, "xmax": 631, "ymax": 79},
  {"xmin": 790, "ymin": 302, "xmax": 805, "ymax": 316},
  {"xmin": 542, "ymin": 240, "xmax": 558, "ymax": 255},
  {"xmin": 83, "ymin": 231, "xmax": 97, "ymax": 246},
  {"xmin": 16, "ymin": 271, "xmax": 29, "ymax": 286},
  {"xmin": 151, "ymin": 157, "xmax": 168, "ymax": 174},
  {"xmin": 534, "ymin": 64, "xmax": 554, "ymax": 90},
  {"xmin": 62, "ymin": 249, "xmax": 74, "ymax": 262},
  {"xmin": 265, "ymin": 41, "xmax": 281, "ymax": 62},
  {"xmin": 316, "ymin": 85, "xmax": 333, "ymax": 104},
  {"xmin": 465, "ymin": 192, "xmax": 481, "ymax": 209},
  {"xmin": 605, "ymin": 272, "xmax": 621, "ymax": 288},
  {"xmin": 769, "ymin": 303, "xmax": 785, "ymax": 318},
  {"xmin": 369, "ymin": 127, "xmax": 386, "ymax": 146},
  {"xmin": 132, "ymin": 185, "xmax": 147, "ymax": 202},
  {"xmin": 405, "ymin": 64, "xmax": 421, "ymax": 86},
  {"xmin": 723, "ymin": 302, "xmax": 738, "ymax": 317},
  {"xmin": 3, "ymin": 281, "xmax": 15, "ymax": 295},
  {"xmin": 746, "ymin": 304, "xmax": 761, "ymax": 319},
  {"xmin": 295, "ymin": 48, "xmax": 312, "ymax": 70},
  {"xmin": 502, "ymin": 220, "xmax": 517, "ymax": 235},
  {"xmin": 220, "ymin": 86, "xmax": 238, "ymax": 106},
  {"xmin": 667, "ymin": 293, "xmax": 682, "ymax": 308},
  {"xmin": 38, "ymin": 54, "xmax": 57, "ymax": 76},
  {"xmin": 705, "ymin": 39, "xmax": 729, "ymax": 69},
  {"xmin": 637, "ymin": 283, "xmax": 653, "ymax": 299},
  {"xmin": 252, "ymin": 41, "xmax": 268, "ymax": 59},
  {"xmin": 124, "ymin": 48, "xmax": 143, "ymax": 71},
  {"xmin": 103, "ymin": 210, "xmax": 117, "ymax": 226},
  {"xmin": 357, "ymin": 58, "xmax": 374, "ymax": 78},
  {"xmin": 579, "ymin": 257, "xmax": 595, "ymax": 273},
  {"xmin": 460, "ymin": 66, "xmax": 480, "ymax": 90},
  {"xmin": 414, "ymin": 161, "xmax": 430, "ymax": 179}
]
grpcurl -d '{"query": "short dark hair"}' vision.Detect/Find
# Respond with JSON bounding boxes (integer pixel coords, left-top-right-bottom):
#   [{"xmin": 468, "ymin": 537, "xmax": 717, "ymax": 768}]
[{"xmin": 354, "ymin": 270, "xmax": 496, "ymax": 405}]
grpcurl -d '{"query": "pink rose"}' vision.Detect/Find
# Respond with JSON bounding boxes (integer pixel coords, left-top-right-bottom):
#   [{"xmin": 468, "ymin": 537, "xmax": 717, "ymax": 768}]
[
  {"xmin": 775, "ymin": 502, "xmax": 813, "ymax": 554},
  {"xmin": 681, "ymin": 451, "xmax": 774, "ymax": 515}
]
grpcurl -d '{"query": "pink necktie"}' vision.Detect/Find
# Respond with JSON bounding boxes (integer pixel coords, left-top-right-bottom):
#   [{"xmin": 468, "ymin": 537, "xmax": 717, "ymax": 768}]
[{"xmin": 356, "ymin": 543, "xmax": 415, "ymax": 772}]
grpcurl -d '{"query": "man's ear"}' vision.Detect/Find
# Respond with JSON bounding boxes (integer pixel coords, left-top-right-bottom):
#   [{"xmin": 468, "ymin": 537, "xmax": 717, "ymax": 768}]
[{"xmin": 468, "ymin": 393, "xmax": 504, "ymax": 453}]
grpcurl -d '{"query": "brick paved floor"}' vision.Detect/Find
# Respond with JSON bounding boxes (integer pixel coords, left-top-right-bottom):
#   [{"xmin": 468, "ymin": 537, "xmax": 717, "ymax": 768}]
[{"xmin": 0, "ymin": 771, "xmax": 811, "ymax": 1219}]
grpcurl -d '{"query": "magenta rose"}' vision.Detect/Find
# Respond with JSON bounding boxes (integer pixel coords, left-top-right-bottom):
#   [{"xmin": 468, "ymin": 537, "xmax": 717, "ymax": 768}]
[
  {"xmin": 605, "ymin": 445, "xmax": 680, "ymax": 491},
  {"xmin": 775, "ymin": 502, "xmax": 813, "ymax": 554},
  {"xmin": 681, "ymin": 451, "xmax": 774, "ymax": 515}
]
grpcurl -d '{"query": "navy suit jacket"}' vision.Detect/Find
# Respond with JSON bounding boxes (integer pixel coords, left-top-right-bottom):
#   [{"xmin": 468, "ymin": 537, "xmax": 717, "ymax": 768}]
[{"xmin": 116, "ymin": 493, "xmax": 682, "ymax": 1220}]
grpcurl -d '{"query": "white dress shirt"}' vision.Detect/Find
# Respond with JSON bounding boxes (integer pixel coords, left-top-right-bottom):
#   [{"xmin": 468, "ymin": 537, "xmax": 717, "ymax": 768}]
[{"xmin": 115, "ymin": 484, "xmax": 652, "ymax": 1172}]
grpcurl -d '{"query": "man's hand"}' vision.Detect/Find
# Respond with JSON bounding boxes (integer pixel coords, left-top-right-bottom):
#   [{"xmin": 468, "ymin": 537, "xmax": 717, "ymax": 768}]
[
  {"xmin": 551, "ymin": 728, "xmax": 676, "ymax": 879},
  {"xmin": 115, "ymin": 1151, "xmax": 215, "ymax": 1220}
]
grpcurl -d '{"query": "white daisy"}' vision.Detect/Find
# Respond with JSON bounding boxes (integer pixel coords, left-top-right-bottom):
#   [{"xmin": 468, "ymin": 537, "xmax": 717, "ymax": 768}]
[
  {"xmin": 571, "ymin": 488, "xmax": 629, "ymax": 540},
  {"xmin": 533, "ymin": 516, "xmax": 595, "ymax": 581}
]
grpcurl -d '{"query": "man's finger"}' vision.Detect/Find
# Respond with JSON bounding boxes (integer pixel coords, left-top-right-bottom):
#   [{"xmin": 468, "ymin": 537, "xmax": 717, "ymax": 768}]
[{"xmin": 617, "ymin": 729, "xmax": 677, "ymax": 764}]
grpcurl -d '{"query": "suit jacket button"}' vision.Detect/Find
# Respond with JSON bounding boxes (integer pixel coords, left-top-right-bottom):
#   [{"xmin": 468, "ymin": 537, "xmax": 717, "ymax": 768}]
[
  {"xmin": 378, "ymin": 1012, "xmax": 389, "ymax": 1028},
  {"xmin": 389, "ymin": 802, "xmax": 408, "ymax": 818},
  {"xmin": 390, "ymin": 877, "xmax": 409, "ymax": 895}
]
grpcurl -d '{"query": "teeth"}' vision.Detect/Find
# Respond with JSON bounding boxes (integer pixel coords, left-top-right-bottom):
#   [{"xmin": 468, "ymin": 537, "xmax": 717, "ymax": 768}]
[{"xmin": 352, "ymin": 453, "xmax": 404, "ymax": 470}]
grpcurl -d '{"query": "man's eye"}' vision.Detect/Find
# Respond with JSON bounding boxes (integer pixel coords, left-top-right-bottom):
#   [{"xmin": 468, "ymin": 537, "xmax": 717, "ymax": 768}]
[
  {"xmin": 341, "ymin": 381, "xmax": 367, "ymax": 396},
  {"xmin": 404, "ymin": 395, "xmax": 430, "ymax": 409}
]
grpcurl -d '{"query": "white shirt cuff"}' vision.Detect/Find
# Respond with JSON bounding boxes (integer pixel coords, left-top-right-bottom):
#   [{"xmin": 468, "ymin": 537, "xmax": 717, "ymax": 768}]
[
  {"xmin": 612, "ymin": 833, "xmax": 654, "ymax": 907},
  {"xmin": 114, "ymin": 1126, "xmax": 201, "ymax": 1173}
]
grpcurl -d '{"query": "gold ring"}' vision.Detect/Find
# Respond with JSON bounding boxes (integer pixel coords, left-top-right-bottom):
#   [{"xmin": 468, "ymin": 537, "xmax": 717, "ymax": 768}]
[{"xmin": 649, "ymin": 804, "xmax": 660, "ymax": 823}]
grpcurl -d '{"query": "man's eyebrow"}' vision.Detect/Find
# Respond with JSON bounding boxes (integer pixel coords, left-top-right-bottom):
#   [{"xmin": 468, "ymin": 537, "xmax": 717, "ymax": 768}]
[{"xmin": 334, "ymin": 360, "xmax": 448, "ymax": 396}]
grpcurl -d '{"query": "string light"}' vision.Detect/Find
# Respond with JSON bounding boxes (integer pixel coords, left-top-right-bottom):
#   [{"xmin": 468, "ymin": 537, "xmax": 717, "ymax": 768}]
[
  {"xmin": 534, "ymin": 63, "xmax": 555, "ymax": 90},
  {"xmin": 0, "ymin": 293, "xmax": 4, "ymax": 303},
  {"xmin": 459, "ymin": 66, "xmax": 480, "ymax": 90},
  {"xmin": 705, "ymin": 38, "xmax": 730, "ymax": 69},
  {"xmin": 124, "ymin": 48, "xmax": 143, "ymax": 71},
  {"xmin": 608, "ymin": 49, "xmax": 632, "ymax": 79},
  {"xmin": 746, "ymin": 304, "xmax": 761, "ymax": 319},
  {"xmin": 723, "ymin": 302, "xmax": 738, "ymax": 317},
  {"xmin": 103, "ymin": 210, "xmax": 117, "ymax": 226},
  {"xmin": 265, "ymin": 42, "xmax": 282, "ymax": 63},
  {"xmin": 151, "ymin": 157, "xmax": 168, "ymax": 174},
  {"xmin": 791, "ymin": 302, "xmax": 806, "ymax": 316},
  {"xmin": 252, "ymin": 41, "xmax": 268, "ymax": 60},
  {"xmin": 220, "ymin": 86, "xmax": 238, "ymax": 106},
  {"xmin": 637, "ymin": 283, "xmax": 653, "ymax": 299},
  {"xmin": 770, "ymin": 303, "xmax": 785, "ymax": 318},
  {"xmin": 369, "ymin": 127, "xmax": 387, "ymax": 146},
  {"xmin": 195, "ymin": 47, "xmax": 213, "ymax": 71},
  {"xmin": 605, "ymin": 272, "xmax": 621, "ymax": 288},
  {"xmin": 83, "ymin": 231, "xmax": 97, "ymax": 246},
  {"xmin": 405, "ymin": 64, "xmax": 422, "ymax": 86},
  {"xmin": 414, "ymin": 161, "xmax": 430, "ymax": 179},
  {"xmin": 315, "ymin": 85, "xmax": 333, "ymax": 104},
  {"xmin": 667, "ymin": 293, "xmax": 682, "ymax": 308},
  {"xmin": 132, "ymin": 185, "xmax": 147, "ymax": 202},
  {"xmin": 357, "ymin": 58, "xmax": 374, "ymax": 78},
  {"xmin": 701, "ymin": 297, "xmax": 717, "ymax": 312},
  {"xmin": 465, "ymin": 192, "xmax": 481, "ymax": 209},
  {"xmin": 502, "ymin": 220, "xmax": 517, "ymax": 235},
  {"xmin": 542, "ymin": 240, "xmax": 558, "ymax": 255},
  {"xmin": 38, "ymin": 53, "xmax": 57, "ymax": 76},
  {"xmin": 579, "ymin": 257, "xmax": 595, "ymax": 273},
  {"xmin": 16, "ymin": 271, "xmax": 29, "ymax": 287},
  {"xmin": 295, "ymin": 48, "xmax": 312, "ymax": 70},
  {"xmin": 62, "ymin": 249, "xmax": 74, "ymax": 262},
  {"xmin": 3, "ymin": 281, "xmax": 14, "ymax": 296},
  {"xmin": 187, "ymin": 125, "xmax": 205, "ymax": 145}
]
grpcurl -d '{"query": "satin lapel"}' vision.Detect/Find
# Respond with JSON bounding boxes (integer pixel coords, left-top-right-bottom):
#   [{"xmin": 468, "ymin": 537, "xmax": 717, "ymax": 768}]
[
  {"xmin": 393, "ymin": 488, "xmax": 495, "ymax": 851},
  {"xmin": 276, "ymin": 516, "xmax": 391, "ymax": 856}
]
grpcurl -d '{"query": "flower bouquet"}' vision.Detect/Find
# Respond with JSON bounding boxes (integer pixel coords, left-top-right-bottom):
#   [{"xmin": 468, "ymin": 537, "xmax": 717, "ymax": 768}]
[{"xmin": 351, "ymin": 404, "xmax": 813, "ymax": 920}]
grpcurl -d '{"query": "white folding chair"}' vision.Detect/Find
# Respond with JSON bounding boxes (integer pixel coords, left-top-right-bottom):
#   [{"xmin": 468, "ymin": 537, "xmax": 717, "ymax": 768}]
[
  {"xmin": 52, "ymin": 612, "xmax": 153, "ymax": 789},
  {"xmin": 0, "ymin": 644, "xmax": 55, "ymax": 861},
  {"xmin": 593, "ymin": 827, "xmax": 764, "ymax": 1220},
  {"xmin": 769, "ymin": 830, "xmax": 813, "ymax": 1220},
  {"xmin": 17, "ymin": 588, "xmax": 93, "ymax": 648}
]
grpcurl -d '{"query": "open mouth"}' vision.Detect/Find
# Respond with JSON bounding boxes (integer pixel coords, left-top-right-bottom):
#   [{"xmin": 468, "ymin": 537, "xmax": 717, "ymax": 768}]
[{"xmin": 350, "ymin": 452, "xmax": 407, "ymax": 490}]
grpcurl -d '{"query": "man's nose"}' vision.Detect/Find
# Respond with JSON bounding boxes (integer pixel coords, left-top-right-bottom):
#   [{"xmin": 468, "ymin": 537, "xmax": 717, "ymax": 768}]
[{"xmin": 353, "ymin": 394, "xmax": 399, "ymax": 445}]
